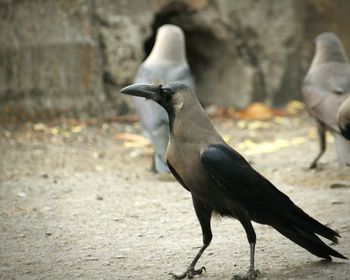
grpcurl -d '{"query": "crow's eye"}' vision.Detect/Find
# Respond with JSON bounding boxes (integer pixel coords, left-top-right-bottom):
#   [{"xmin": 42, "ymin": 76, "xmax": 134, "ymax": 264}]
[{"xmin": 161, "ymin": 86, "xmax": 174, "ymax": 97}]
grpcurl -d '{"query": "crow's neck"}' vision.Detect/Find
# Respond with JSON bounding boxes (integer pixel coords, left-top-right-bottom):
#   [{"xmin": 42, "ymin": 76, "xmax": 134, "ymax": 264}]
[{"xmin": 167, "ymin": 99, "xmax": 222, "ymax": 145}]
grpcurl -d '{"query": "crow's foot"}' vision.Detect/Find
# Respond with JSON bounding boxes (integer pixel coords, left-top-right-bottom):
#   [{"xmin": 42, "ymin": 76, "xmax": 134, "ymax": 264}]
[
  {"xmin": 232, "ymin": 269, "xmax": 260, "ymax": 280},
  {"xmin": 169, "ymin": 266, "xmax": 206, "ymax": 279}
]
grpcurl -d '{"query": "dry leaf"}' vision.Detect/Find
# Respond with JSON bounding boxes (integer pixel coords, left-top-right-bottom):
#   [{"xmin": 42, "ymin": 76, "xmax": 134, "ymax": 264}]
[
  {"xmin": 115, "ymin": 133, "xmax": 150, "ymax": 146},
  {"xmin": 236, "ymin": 103, "xmax": 289, "ymax": 120},
  {"xmin": 236, "ymin": 103, "xmax": 274, "ymax": 120},
  {"xmin": 247, "ymin": 121, "xmax": 271, "ymax": 130},
  {"xmin": 33, "ymin": 123, "xmax": 48, "ymax": 132},
  {"xmin": 237, "ymin": 137, "xmax": 307, "ymax": 156},
  {"xmin": 71, "ymin": 125, "xmax": 84, "ymax": 133},
  {"xmin": 50, "ymin": 127, "xmax": 60, "ymax": 136},
  {"xmin": 286, "ymin": 100, "xmax": 304, "ymax": 114}
]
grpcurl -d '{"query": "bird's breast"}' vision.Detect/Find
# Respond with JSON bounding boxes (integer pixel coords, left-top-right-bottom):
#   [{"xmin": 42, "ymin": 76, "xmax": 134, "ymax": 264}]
[{"xmin": 167, "ymin": 141, "xmax": 230, "ymax": 207}]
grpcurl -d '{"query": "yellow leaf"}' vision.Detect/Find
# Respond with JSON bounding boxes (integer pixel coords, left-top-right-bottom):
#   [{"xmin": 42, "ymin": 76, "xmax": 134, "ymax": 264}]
[
  {"xmin": 71, "ymin": 125, "xmax": 83, "ymax": 133},
  {"xmin": 62, "ymin": 131, "xmax": 71, "ymax": 138},
  {"xmin": 116, "ymin": 133, "xmax": 151, "ymax": 146},
  {"xmin": 50, "ymin": 127, "xmax": 60, "ymax": 136},
  {"xmin": 33, "ymin": 123, "xmax": 47, "ymax": 131},
  {"xmin": 273, "ymin": 116, "xmax": 287, "ymax": 124},
  {"xmin": 247, "ymin": 121, "xmax": 271, "ymax": 130},
  {"xmin": 237, "ymin": 120, "xmax": 247, "ymax": 129},
  {"xmin": 286, "ymin": 100, "xmax": 304, "ymax": 114},
  {"xmin": 124, "ymin": 142, "xmax": 149, "ymax": 148}
]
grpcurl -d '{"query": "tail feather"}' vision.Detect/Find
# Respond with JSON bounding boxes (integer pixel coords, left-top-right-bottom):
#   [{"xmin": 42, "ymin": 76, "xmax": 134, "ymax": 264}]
[
  {"xmin": 275, "ymin": 226, "xmax": 347, "ymax": 260},
  {"xmin": 290, "ymin": 205, "xmax": 340, "ymax": 243}
]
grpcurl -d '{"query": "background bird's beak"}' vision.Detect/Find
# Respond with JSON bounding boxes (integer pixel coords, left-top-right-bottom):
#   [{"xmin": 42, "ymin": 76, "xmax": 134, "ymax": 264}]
[{"xmin": 120, "ymin": 83, "xmax": 161, "ymax": 101}]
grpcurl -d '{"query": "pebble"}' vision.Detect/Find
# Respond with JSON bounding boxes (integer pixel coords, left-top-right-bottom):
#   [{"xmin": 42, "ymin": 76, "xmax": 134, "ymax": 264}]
[
  {"xmin": 329, "ymin": 183, "xmax": 350, "ymax": 189},
  {"xmin": 331, "ymin": 201, "xmax": 344, "ymax": 205},
  {"xmin": 17, "ymin": 192, "xmax": 26, "ymax": 198}
]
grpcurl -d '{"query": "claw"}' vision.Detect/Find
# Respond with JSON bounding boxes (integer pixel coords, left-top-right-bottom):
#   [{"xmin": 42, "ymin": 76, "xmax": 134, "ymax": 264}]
[
  {"xmin": 232, "ymin": 269, "xmax": 260, "ymax": 280},
  {"xmin": 169, "ymin": 266, "xmax": 206, "ymax": 279},
  {"xmin": 247, "ymin": 269, "xmax": 260, "ymax": 280}
]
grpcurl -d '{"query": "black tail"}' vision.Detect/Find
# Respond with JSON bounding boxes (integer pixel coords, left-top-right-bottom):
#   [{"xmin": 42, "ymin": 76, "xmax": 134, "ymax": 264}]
[
  {"xmin": 274, "ymin": 204, "xmax": 347, "ymax": 260},
  {"xmin": 290, "ymin": 204, "xmax": 341, "ymax": 243},
  {"xmin": 275, "ymin": 226, "xmax": 347, "ymax": 260}
]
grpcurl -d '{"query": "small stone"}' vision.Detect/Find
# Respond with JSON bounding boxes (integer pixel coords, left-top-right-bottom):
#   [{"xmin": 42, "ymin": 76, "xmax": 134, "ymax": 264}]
[
  {"xmin": 331, "ymin": 201, "xmax": 344, "ymax": 205},
  {"xmin": 17, "ymin": 192, "xmax": 26, "ymax": 198},
  {"xmin": 46, "ymin": 232, "xmax": 52, "ymax": 236},
  {"xmin": 329, "ymin": 183, "xmax": 350, "ymax": 189},
  {"xmin": 129, "ymin": 150, "xmax": 141, "ymax": 158},
  {"xmin": 94, "ymin": 165, "xmax": 104, "ymax": 172},
  {"xmin": 41, "ymin": 174, "xmax": 49, "ymax": 179},
  {"xmin": 96, "ymin": 195, "xmax": 103, "ymax": 201}
]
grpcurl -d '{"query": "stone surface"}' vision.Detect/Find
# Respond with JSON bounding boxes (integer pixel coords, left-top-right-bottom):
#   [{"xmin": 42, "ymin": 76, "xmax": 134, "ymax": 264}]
[
  {"xmin": 1, "ymin": 0, "xmax": 350, "ymax": 120},
  {"xmin": 0, "ymin": 0, "xmax": 105, "ymax": 120}
]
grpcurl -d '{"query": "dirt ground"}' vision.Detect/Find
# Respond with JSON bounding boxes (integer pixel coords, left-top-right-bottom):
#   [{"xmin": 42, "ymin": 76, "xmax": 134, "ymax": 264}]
[{"xmin": 0, "ymin": 112, "xmax": 349, "ymax": 280}]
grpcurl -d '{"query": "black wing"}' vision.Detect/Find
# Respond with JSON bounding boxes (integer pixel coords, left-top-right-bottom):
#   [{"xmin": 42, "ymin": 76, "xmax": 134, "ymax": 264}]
[{"xmin": 200, "ymin": 144, "xmax": 293, "ymax": 216}]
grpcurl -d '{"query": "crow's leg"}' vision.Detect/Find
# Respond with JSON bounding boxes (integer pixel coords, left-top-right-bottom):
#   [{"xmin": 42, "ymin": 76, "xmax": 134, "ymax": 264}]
[
  {"xmin": 170, "ymin": 196, "xmax": 212, "ymax": 279},
  {"xmin": 309, "ymin": 121, "xmax": 326, "ymax": 169},
  {"xmin": 232, "ymin": 212, "xmax": 260, "ymax": 280}
]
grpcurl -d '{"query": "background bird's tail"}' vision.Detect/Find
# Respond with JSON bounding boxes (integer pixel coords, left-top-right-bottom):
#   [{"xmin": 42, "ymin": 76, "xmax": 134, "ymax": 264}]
[
  {"xmin": 334, "ymin": 133, "xmax": 350, "ymax": 166},
  {"xmin": 150, "ymin": 123, "xmax": 170, "ymax": 174},
  {"xmin": 153, "ymin": 152, "xmax": 170, "ymax": 173}
]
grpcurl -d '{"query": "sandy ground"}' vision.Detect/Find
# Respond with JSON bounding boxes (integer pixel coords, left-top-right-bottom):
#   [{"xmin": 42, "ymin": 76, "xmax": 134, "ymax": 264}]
[{"xmin": 0, "ymin": 112, "xmax": 350, "ymax": 280}]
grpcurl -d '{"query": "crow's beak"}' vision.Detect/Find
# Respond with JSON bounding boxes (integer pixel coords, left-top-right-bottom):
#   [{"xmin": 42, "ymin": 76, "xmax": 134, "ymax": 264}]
[{"xmin": 120, "ymin": 83, "xmax": 161, "ymax": 101}]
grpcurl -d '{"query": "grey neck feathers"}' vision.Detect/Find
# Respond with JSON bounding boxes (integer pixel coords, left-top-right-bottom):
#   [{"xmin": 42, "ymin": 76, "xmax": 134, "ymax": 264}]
[{"xmin": 169, "ymin": 94, "xmax": 219, "ymax": 143}]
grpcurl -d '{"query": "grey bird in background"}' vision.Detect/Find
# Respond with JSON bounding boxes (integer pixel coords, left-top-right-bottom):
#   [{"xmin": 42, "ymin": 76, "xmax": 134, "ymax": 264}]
[
  {"xmin": 121, "ymin": 82, "xmax": 346, "ymax": 280},
  {"xmin": 133, "ymin": 24, "xmax": 194, "ymax": 174},
  {"xmin": 337, "ymin": 96, "xmax": 350, "ymax": 140},
  {"xmin": 302, "ymin": 32, "xmax": 350, "ymax": 168}
]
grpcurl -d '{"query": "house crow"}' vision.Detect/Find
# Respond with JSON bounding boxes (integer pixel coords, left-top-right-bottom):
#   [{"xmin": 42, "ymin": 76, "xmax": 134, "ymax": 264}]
[
  {"xmin": 302, "ymin": 32, "xmax": 350, "ymax": 168},
  {"xmin": 132, "ymin": 24, "xmax": 194, "ymax": 173},
  {"xmin": 121, "ymin": 82, "xmax": 346, "ymax": 280},
  {"xmin": 337, "ymin": 97, "xmax": 350, "ymax": 140}
]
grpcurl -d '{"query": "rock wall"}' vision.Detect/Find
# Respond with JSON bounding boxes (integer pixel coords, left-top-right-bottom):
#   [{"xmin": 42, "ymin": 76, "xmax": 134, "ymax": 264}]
[{"xmin": 1, "ymin": 0, "xmax": 350, "ymax": 120}]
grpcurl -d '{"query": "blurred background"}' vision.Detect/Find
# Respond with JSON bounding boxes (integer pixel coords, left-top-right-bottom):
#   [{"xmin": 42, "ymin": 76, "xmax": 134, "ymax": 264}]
[
  {"xmin": 1, "ymin": 0, "xmax": 350, "ymax": 122},
  {"xmin": 1, "ymin": 1, "xmax": 350, "ymax": 280}
]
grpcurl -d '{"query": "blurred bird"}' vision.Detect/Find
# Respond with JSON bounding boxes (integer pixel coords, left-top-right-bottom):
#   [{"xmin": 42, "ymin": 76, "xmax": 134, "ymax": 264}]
[
  {"xmin": 302, "ymin": 32, "xmax": 350, "ymax": 168},
  {"xmin": 132, "ymin": 24, "xmax": 194, "ymax": 173},
  {"xmin": 337, "ymin": 96, "xmax": 350, "ymax": 140},
  {"xmin": 121, "ymin": 82, "xmax": 346, "ymax": 280}
]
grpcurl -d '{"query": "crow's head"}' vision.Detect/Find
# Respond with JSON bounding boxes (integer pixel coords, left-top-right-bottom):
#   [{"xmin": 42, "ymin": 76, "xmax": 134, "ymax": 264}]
[{"xmin": 120, "ymin": 82, "xmax": 192, "ymax": 114}]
